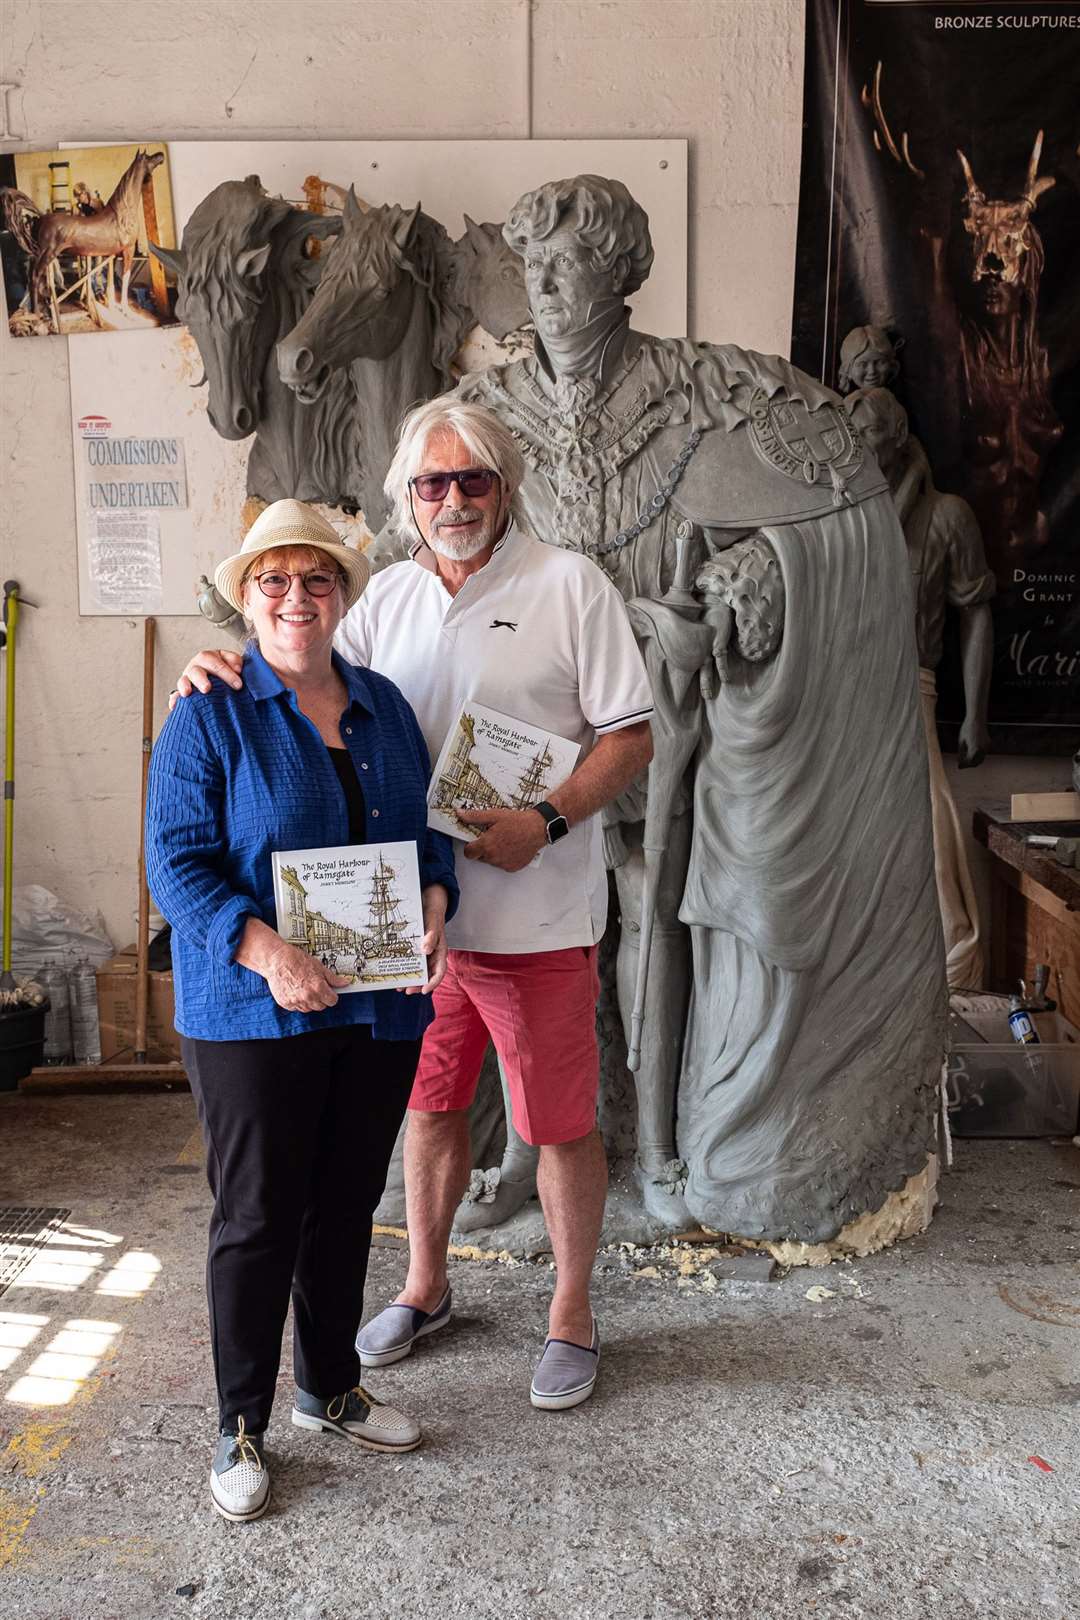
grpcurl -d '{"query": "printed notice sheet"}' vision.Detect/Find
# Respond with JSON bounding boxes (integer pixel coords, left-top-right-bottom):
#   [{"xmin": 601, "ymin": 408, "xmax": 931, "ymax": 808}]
[{"xmin": 86, "ymin": 512, "xmax": 163, "ymax": 613}]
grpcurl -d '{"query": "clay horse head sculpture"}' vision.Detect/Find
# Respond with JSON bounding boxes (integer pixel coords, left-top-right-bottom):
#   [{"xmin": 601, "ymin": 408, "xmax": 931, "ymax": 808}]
[
  {"xmin": 276, "ymin": 187, "xmax": 470, "ymax": 530},
  {"xmin": 150, "ymin": 176, "xmax": 358, "ymax": 507}
]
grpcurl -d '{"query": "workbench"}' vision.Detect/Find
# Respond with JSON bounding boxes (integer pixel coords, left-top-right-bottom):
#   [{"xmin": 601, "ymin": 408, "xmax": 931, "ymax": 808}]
[{"xmin": 974, "ymin": 803, "xmax": 1080, "ymax": 1024}]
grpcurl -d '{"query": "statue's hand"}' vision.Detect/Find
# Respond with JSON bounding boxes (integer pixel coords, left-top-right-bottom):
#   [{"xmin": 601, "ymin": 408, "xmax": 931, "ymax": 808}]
[
  {"xmin": 957, "ymin": 715, "xmax": 991, "ymax": 770},
  {"xmin": 700, "ymin": 660, "xmax": 719, "ymax": 702}
]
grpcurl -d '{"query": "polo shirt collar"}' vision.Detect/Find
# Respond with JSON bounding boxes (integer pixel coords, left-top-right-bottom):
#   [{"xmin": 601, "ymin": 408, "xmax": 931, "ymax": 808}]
[
  {"xmin": 243, "ymin": 643, "xmax": 375, "ymax": 715},
  {"xmin": 408, "ymin": 517, "xmax": 520, "ymax": 578}
]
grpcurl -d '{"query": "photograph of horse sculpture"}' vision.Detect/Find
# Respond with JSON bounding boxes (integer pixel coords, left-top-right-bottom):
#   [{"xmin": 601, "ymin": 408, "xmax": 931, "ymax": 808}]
[{"xmin": 0, "ymin": 142, "xmax": 178, "ymax": 337}]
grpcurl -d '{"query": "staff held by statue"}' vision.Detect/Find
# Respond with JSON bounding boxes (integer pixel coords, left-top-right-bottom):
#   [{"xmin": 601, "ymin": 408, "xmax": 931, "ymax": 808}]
[{"xmin": 625, "ymin": 522, "xmax": 729, "ymax": 1072}]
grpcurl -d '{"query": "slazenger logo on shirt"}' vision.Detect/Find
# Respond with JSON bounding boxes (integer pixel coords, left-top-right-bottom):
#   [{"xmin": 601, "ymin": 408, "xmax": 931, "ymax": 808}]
[{"xmin": 489, "ymin": 619, "xmax": 519, "ymax": 631}]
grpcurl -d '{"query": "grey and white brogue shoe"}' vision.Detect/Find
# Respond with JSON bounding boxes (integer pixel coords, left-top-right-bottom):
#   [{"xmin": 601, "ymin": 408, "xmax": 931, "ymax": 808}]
[
  {"xmin": 209, "ymin": 1418, "xmax": 269, "ymax": 1522},
  {"xmin": 291, "ymin": 1383, "xmax": 421, "ymax": 1452}
]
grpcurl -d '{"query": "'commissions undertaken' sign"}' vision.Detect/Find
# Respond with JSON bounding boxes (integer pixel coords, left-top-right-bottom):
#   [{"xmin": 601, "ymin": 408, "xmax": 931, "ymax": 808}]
[{"xmin": 84, "ymin": 435, "xmax": 188, "ymax": 510}]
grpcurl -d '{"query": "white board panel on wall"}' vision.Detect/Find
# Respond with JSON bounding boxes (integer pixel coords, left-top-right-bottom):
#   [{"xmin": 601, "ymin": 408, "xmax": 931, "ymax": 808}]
[
  {"xmin": 67, "ymin": 139, "xmax": 686, "ymax": 615},
  {"xmin": 163, "ymin": 139, "xmax": 686, "ymax": 341}
]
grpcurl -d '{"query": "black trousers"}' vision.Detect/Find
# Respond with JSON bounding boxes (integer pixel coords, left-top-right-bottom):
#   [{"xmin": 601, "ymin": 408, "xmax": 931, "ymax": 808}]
[{"xmin": 182, "ymin": 1024, "xmax": 421, "ymax": 1434}]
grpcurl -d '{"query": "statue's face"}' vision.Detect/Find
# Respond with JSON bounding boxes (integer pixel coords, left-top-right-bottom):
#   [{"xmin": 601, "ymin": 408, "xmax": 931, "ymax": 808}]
[
  {"xmin": 852, "ymin": 408, "xmax": 901, "ymax": 477},
  {"xmin": 847, "ymin": 348, "xmax": 895, "ymax": 390},
  {"xmin": 522, "ymin": 228, "xmax": 619, "ymax": 340}
]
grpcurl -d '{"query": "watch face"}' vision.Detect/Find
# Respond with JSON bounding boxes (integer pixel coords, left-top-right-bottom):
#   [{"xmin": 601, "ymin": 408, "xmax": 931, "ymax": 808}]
[{"xmin": 547, "ymin": 815, "xmax": 570, "ymax": 844}]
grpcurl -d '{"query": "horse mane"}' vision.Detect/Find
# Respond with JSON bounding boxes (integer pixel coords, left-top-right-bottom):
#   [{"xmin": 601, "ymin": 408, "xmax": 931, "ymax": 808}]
[
  {"xmin": 413, "ymin": 213, "xmax": 471, "ymax": 388},
  {"xmin": 179, "ymin": 178, "xmax": 292, "ymax": 319},
  {"xmin": 342, "ymin": 204, "xmax": 470, "ymax": 390}
]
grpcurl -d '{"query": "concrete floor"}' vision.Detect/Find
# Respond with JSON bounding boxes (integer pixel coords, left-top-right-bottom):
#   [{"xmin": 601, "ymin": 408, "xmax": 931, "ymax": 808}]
[{"xmin": 0, "ymin": 1091, "xmax": 1077, "ymax": 1620}]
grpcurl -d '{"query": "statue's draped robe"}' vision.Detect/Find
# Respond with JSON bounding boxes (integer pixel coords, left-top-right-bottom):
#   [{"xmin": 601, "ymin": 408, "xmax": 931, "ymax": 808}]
[{"xmin": 678, "ymin": 495, "xmax": 946, "ymax": 1241}]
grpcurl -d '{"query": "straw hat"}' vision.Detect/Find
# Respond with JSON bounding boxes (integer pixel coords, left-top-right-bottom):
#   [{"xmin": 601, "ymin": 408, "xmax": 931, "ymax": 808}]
[{"xmin": 214, "ymin": 499, "xmax": 371, "ymax": 614}]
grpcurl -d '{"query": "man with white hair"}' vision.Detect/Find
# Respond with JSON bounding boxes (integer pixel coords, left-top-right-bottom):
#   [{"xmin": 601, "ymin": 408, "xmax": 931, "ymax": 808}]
[{"xmin": 175, "ymin": 396, "xmax": 654, "ymax": 1410}]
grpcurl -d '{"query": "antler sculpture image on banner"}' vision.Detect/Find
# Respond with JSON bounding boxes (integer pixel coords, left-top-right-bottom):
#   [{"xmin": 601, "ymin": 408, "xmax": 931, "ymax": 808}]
[{"xmin": 952, "ymin": 131, "xmax": 1062, "ymax": 561}]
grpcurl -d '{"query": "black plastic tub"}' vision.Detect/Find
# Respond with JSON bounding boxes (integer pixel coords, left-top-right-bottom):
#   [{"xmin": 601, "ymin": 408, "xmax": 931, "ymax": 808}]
[{"xmin": 0, "ymin": 1002, "xmax": 49, "ymax": 1091}]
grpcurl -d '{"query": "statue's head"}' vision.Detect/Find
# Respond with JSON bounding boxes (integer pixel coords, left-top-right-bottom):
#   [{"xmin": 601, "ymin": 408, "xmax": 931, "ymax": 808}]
[
  {"xmin": 503, "ymin": 175, "xmax": 654, "ymax": 341},
  {"xmin": 838, "ymin": 325, "xmax": 901, "ymax": 392},
  {"xmin": 846, "ymin": 385, "xmax": 908, "ymax": 479}
]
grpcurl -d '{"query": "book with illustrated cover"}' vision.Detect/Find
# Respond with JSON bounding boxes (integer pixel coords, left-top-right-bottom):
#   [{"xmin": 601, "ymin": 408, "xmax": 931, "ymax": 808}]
[
  {"xmin": 427, "ymin": 701, "xmax": 580, "ymax": 845},
  {"xmin": 271, "ymin": 840, "xmax": 426, "ymax": 991}
]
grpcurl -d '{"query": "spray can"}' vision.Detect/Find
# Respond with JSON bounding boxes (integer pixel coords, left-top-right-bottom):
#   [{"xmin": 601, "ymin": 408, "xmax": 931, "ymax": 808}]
[
  {"xmin": 70, "ymin": 957, "xmax": 102, "ymax": 1065},
  {"xmin": 1008, "ymin": 995, "xmax": 1040, "ymax": 1046},
  {"xmin": 39, "ymin": 964, "xmax": 73, "ymax": 1064}
]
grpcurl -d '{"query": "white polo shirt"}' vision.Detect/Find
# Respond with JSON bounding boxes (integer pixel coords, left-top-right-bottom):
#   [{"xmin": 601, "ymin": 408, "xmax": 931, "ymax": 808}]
[{"xmin": 335, "ymin": 523, "xmax": 653, "ymax": 954}]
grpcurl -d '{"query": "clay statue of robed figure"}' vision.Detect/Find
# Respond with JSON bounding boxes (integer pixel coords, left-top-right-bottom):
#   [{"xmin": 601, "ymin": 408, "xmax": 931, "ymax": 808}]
[
  {"xmin": 846, "ymin": 385, "xmax": 995, "ymax": 992},
  {"xmin": 398, "ymin": 175, "xmax": 946, "ymax": 1243},
  {"xmin": 173, "ymin": 171, "xmax": 947, "ymax": 1246}
]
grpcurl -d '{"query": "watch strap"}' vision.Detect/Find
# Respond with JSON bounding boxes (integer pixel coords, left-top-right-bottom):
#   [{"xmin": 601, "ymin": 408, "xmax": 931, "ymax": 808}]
[{"xmin": 533, "ymin": 800, "xmax": 570, "ymax": 843}]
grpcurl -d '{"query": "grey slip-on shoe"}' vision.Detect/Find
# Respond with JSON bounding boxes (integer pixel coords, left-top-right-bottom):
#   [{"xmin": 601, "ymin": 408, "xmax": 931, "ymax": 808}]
[
  {"xmin": 530, "ymin": 1320, "xmax": 600, "ymax": 1411},
  {"xmin": 355, "ymin": 1285, "xmax": 452, "ymax": 1368}
]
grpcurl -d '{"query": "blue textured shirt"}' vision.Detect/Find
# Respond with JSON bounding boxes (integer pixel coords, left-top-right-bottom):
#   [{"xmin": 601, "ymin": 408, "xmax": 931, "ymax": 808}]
[{"xmin": 145, "ymin": 646, "xmax": 458, "ymax": 1043}]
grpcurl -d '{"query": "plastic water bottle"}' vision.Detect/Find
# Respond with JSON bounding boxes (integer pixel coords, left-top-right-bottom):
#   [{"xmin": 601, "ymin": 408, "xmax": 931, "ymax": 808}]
[
  {"xmin": 70, "ymin": 958, "xmax": 101, "ymax": 1065},
  {"xmin": 1008, "ymin": 995, "xmax": 1040, "ymax": 1046},
  {"xmin": 40, "ymin": 964, "xmax": 73, "ymax": 1064}
]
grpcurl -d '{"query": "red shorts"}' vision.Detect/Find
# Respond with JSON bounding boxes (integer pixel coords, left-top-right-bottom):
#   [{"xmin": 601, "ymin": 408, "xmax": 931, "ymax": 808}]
[{"xmin": 409, "ymin": 946, "xmax": 601, "ymax": 1147}]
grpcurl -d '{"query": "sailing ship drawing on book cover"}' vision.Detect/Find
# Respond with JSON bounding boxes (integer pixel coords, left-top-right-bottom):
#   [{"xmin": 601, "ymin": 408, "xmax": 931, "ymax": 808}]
[
  {"xmin": 427, "ymin": 701, "xmax": 580, "ymax": 843},
  {"xmin": 271, "ymin": 840, "xmax": 425, "ymax": 991}
]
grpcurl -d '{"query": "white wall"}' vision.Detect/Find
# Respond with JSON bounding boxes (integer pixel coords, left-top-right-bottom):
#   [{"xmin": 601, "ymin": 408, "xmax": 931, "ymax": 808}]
[{"xmin": 0, "ymin": 0, "xmax": 1071, "ymax": 949}]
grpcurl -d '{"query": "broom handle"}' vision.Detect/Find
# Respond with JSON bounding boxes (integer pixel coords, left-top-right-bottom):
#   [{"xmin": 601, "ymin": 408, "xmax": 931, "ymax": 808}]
[
  {"xmin": 2, "ymin": 586, "xmax": 18, "ymax": 976},
  {"xmin": 134, "ymin": 617, "xmax": 156, "ymax": 1061}
]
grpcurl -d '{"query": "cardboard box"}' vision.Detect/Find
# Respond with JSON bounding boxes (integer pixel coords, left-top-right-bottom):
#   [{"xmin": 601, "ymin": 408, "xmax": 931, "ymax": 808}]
[{"xmin": 96, "ymin": 945, "xmax": 180, "ymax": 1062}]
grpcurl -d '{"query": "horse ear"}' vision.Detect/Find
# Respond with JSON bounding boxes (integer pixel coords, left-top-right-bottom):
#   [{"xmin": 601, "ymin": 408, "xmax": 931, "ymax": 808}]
[
  {"xmin": 149, "ymin": 240, "xmax": 186, "ymax": 277},
  {"xmin": 236, "ymin": 242, "xmax": 272, "ymax": 280},
  {"xmin": 391, "ymin": 203, "xmax": 422, "ymax": 249},
  {"xmin": 344, "ymin": 185, "xmax": 363, "ymax": 224}
]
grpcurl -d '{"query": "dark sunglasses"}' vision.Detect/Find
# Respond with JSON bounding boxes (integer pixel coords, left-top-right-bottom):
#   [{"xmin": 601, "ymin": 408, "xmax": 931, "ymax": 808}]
[
  {"xmin": 253, "ymin": 569, "xmax": 342, "ymax": 598},
  {"xmin": 409, "ymin": 467, "xmax": 499, "ymax": 503}
]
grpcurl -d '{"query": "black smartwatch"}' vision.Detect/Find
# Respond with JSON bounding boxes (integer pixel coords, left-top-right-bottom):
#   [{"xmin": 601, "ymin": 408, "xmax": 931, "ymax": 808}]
[{"xmin": 533, "ymin": 800, "xmax": 570, "ymax": 845}]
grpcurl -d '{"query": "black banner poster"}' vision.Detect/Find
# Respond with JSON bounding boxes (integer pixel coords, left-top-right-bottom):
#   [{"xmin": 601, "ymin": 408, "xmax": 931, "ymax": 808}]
[{"xmin": 792, "ymin": 0, "xmax": 1080, "ymax": 754}]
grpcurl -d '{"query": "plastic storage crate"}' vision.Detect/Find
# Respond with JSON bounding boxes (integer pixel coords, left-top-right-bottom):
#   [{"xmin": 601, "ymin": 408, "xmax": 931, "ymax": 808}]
[{"xmin": 946, "ymin": 994, "xmax": 1080, "ymax": 1138}]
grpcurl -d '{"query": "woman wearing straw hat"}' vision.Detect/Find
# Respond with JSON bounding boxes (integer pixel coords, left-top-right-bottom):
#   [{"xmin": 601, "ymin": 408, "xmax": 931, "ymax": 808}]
[{"xmin": 146, "ymin": 498, "xmax": 458, "ymax": 1523}]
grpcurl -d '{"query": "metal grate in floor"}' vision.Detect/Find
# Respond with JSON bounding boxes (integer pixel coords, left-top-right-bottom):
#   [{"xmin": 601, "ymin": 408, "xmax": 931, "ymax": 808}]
[{"xmin": 0, "ymin": 1207, "xmax": 72, "ymax": 1299}]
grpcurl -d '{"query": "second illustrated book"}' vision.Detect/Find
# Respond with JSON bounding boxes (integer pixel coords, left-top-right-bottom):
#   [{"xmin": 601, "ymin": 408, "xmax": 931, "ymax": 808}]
[{"xmin": 426, "ymin": 701, "xmax": 580, "ymax": 846}]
